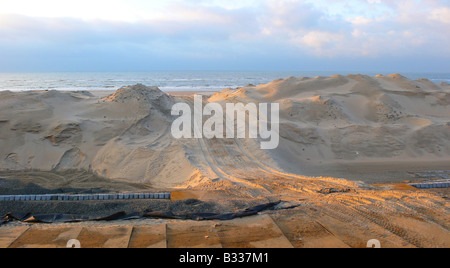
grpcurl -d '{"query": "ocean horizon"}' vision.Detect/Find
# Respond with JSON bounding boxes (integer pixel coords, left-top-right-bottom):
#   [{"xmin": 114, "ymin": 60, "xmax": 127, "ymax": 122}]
[{"xmin": 0, "ymin": 71, "xmax": 449, "ymax": 92}]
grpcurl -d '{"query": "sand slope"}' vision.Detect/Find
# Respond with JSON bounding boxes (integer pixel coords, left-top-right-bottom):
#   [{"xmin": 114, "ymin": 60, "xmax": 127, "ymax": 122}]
[
  {"xmin": 210, "ymin": 74, "xmax": 450, "ymax": 176},
  {"xmin": 1, "ymin": 76, "xmax": 449, "ymax": 248},
  {"xmin": 0, "ymin": 85, "xmax": 200, "ymax": 188},
  {"xmin": 0, "ymin": 75, "xmax": 449, "ymax": 188}
]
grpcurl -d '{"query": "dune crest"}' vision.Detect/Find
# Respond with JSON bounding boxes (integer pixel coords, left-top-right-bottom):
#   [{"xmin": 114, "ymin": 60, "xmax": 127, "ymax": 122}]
[
  {"xmin": 0, "ymin": 74, "xmax": 449, "ymax": 189},
  {"xmin": 0, "ymin": 85, "xmax": 204, "ymax": 188},
  {"xmin": 209, "ymin": 74, "xmax": 450, "ymax": 176}
]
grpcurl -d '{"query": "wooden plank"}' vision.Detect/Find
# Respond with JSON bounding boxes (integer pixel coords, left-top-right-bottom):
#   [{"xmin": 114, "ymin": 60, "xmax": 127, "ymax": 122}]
[
  {"xmin": 8, "ymin": 227, "xmax": 82, "ymax": 248},
  {"xmin": 76, "ymin": 226, "xmax": 133, "ymax": 248},
  {"xmin": 167, "ymin": 222, "xmax": 222, "ymax": 248},
  {"xmin": 272, "ymin": 213, "xmax": 350, "ymax": 248},
  {"xmin": 128, "ymin": 225, "xmax": 167, "ymax": 248},
  {"xmin": 0, "ymin": 227, "xmax": 29, "ymax": 248},
  {"xmin": 217, "ymin": 215, "xmax": 294, "ymax": 248}
]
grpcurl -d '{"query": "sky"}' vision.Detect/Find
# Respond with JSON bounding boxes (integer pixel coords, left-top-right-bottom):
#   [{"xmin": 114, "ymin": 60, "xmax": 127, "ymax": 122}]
[{"xmin": 0, "ymin": 0, "xmax": 449, "ymax": 72}]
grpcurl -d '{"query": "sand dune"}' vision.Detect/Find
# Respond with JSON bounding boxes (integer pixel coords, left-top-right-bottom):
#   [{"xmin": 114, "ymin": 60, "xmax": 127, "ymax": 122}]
[
  {"xmin": 1, "ymin": 76, "xmax": 449, "ymax": 248},
  {"xmin": 0, "ymin": 85, "xmax": 200, "ymax": 188},
  {"xmin": 209, "ymin": 74, "xmax": 450, "ymax": 177},
  {"xmin": 0, "ymin": 75, "xmax": 449, "ymax": 189}
]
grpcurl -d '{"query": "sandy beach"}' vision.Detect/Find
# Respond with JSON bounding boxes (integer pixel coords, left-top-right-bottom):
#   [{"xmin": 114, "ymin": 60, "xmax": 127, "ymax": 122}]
[{"xmin": 0, "ymin": 74, "xmax": 449, "ymax": 248}]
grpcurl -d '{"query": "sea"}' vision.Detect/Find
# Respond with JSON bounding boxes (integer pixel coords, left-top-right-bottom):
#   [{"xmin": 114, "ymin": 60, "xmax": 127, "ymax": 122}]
[{"xmin": 0, "ymin": 71, "xmax": 449, "ymax": 92}]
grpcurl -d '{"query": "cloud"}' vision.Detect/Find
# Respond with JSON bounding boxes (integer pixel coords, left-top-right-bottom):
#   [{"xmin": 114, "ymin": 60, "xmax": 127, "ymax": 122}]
[
  {"xmin": 430, "ymin": 6, "xmax": 450, "ymax": 24},
  {"xmin": 0, "ymin": 0, "xmax": 449, "ymax": 71}
]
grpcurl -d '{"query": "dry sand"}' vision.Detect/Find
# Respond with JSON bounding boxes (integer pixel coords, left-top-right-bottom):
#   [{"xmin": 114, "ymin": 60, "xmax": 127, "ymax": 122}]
[{"xmin": 0, "ymin": 74, "xmax": 449, "ymax": 248}]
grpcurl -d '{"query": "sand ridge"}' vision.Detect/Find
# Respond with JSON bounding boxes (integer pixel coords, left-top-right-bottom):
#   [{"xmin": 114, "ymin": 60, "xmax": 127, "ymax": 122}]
[
  {"xmin": 0, "ymin": 85, "xmax": 201, "ymax": 188},
  {"xmin": 207, "ymin": 74, "xmax": 450, "ymax": 177},
  {"xmin": 0, "ymin": 75, "xmax": 449, "ymax": 188},
  {"xmin": 0, "ymin": 75, "xmax": 449, "ymax": 247}
]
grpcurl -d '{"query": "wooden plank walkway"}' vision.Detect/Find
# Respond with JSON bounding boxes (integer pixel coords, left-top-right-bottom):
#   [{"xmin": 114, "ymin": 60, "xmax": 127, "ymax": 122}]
[{"xmin": 0, "ymin": 215, "xmax": 297, "ymax": 248}]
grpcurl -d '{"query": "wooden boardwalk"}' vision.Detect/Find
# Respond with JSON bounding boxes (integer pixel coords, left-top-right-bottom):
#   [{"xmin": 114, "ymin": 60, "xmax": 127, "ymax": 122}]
[{"xmin": 0, "ymin": 215, "xmax": 296, "ymax": 248}]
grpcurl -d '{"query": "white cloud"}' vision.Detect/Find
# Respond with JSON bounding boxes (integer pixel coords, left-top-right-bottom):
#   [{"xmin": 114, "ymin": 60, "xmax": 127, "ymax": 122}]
[
  {"xmin": 0, "ymin": 0, "xmax": 449, "ymax": 70},
  {"xmin": 0, "ymin": 0, "xmax": 147, "ymax": 21},
  {"xmin": 430, "ymin": 7, "xmax": 450, "ymax": 24}
]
